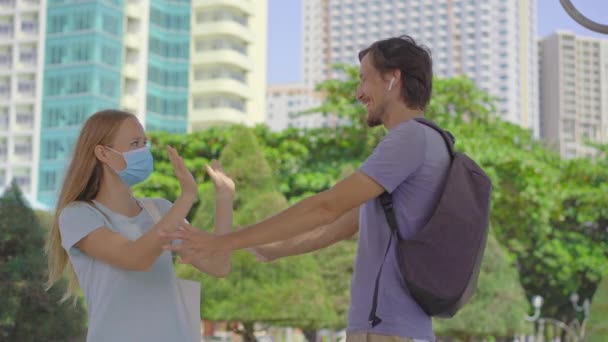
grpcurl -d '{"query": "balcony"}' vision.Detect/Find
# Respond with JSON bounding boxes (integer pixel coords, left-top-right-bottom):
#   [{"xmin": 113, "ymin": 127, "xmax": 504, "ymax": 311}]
[
  {"xmin": 124, "ymin": 32, "xmax": 141, "ymax": 48},
  {"xmin": 194, "ymin": 0, "xmax": 254, "ymax": 16},
  {"xmin": 189, "ymin": 107, "xmax": 247, "ymax": 131},
  {"xmin": 191, "ymin": 78, "xmax": 250, "ymax": 98},
  {"xmin": 122, "ymin": 63, "xmax": 139, "ymax": 79},
  {"xmin": 194, "ymin": 21, "xmax": 252, "ymax": 43},
  {"xmin": 121, "ymin": 94, "xmax": 138, "ymax": 110},
  {"xmin": 192, "ymin": 49, "xmax": 251, "ymax": 71},
  {"xmin": 125, "ymin": 2, "xmax": 145, "ymax": 18}
]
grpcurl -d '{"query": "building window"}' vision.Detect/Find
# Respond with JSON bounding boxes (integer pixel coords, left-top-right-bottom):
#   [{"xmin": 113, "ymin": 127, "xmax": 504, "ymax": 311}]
[
  {"xmin": 100, "ymin": 77, "xmax": 116, "ymax": 97},
  {"xmin": 195, "ymin": 38, "xmax": 248, "ymax": 55},
  {"xmin": 40, "ymin": 170, "xmax": 58, "ymax": 191},
  {"xmin": 48, "ymin": 45, "xmax": 66, "ymax": 64},
  {"xmin": 19, "ymin": 47, "xmax": 36, "ymax": 65},
  {"xmin": 103, "ymin": 14, "xmax": 119, "ymax": 35},
  {"xmin": 0, "ymin": 140, "xmax": 7, "ymax": 161},
  {"xmin": 0, "ymin": 108, "xmax": 8, "ymax": 130},
  {"xmin": 45, "ymin": 76, "xmax": 64, "ymax": 96},
  {"xmin": 17, "ymin": 77, "xmax": 35, "ymax": 95},
  {"xmin": 14, "ymin": 139, "xmax": 32, "ymax": 156},
  {"xmin": 68, "ymin": 73, "xmax": 90, "ymax": 94},
  {"xmin": 101, "ymin": 45, "xmax": 118, "ymax": 65},
  {"xmin": 73, "ymin": 43, "xmax": 91, "ymax": 62},
  {"xmin": 194, "ymin": 66, "xmax": 246, "ymax": 83},
  {"xmin": 0, "ymin": 48, "xmax": 11, "ymax": 67},
  {"xmin": 192, "ymin": 96, "xmax": 246, "ymax": 112},
  {"xmin": 0, "ymin": 17, "xmax": 13, "ymax": 36},
  {"xmin": 21, "ymin": 17, "xmax": 38, "ymax": 34},
  {"xmin": 16, "ymin": 110, "xmax": 34, "ymax": 128},
  {"xmin": 72, "ymin": 12, "xmax": 92, "ymax": 31},
  {"xmin": 0, "ymin": 79, "xmax": 9, "ymax": 99}
]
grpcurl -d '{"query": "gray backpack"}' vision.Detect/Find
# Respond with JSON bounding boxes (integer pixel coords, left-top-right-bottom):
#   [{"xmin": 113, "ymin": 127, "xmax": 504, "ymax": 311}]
[{"xmin": 369, "ymin": 118, "xmax": 492, "ymax": 326}]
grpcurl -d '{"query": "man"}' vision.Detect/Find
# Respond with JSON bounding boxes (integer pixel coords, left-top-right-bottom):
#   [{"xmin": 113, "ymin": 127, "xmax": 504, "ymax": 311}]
[{"xmin": 166, "ymin": 36, "xmax": 450, "ymax": 342}]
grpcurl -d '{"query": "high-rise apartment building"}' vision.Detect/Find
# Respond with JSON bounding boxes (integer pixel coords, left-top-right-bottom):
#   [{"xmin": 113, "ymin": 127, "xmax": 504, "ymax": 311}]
[
  {"xmin": 0, "ymin": 0, "xmax": 46, "ymax": 204},
  {"xmin": 38, "ymin": 0, "xmax": 126, "ymax": 206},
  {"xmin": 266, "ymin": 83, "xmax": 331, "ymax": 131},
  {"xmin": 302, "ymin": 0, "xmax": 539, "ymax": 135},
  {"xmin": 189, "ymin": 0, "xmax": 267, "ymax": 131},
  {"xmin": 37, "ymin": 0, "xmax": 268, "ymax": 208},
  {"xmin": 539, "ymin": 31, "xmax": 608, "ymax": 158},
  {"xmin": 144, "ymin": 0, "xmax": 192, "ymax": 133}
]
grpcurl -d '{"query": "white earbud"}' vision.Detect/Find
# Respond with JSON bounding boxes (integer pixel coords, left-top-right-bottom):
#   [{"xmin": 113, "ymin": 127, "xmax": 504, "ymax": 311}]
[{"xmin": 388, "ymin": 77, "xmax": 395, "ymax": 91}]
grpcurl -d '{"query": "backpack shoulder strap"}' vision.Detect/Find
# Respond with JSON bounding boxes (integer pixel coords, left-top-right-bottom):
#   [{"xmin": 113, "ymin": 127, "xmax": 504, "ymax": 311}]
[
  {"xmin": 413, "ymin": 117, "xmax": 456, "ymax": 157},
  {"xmin": 139, "ymin": 198, "xmax": 162, "ymax": 224},
  {"xmin": 368, "ymin": 192, "xmax": 399, "ymax": 327}
]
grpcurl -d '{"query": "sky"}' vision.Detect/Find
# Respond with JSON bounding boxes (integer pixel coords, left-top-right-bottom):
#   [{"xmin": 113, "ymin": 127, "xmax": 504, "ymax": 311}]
[{"xmin": 266, "ymin": 0, "xmax": 608, "ymax": 85}]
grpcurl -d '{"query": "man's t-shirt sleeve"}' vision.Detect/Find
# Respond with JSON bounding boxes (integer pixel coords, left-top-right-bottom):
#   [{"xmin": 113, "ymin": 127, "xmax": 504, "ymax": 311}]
[{"xmin": 359, "ymin": 122, "xmax": 426, "ymax": 193}]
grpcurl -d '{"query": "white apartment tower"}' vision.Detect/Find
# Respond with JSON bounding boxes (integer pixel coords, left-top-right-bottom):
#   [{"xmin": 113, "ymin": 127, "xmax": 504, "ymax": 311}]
[
  {"xmin": 539, "ymin": 32, "xmax": 608, "ymax": 159},
  {"xmin": 189, "ymin": 0, "xmax": 268, "ymax": 131},
  {"xmin": 302, "ymin": 0, "xmax": 539, "ymax": 136},
  {"xmin": 266, "ymin": 83, "xmax": 332, "ymax": 131},
  {"xmin": 0, "ymin": 0, "xmax": 45, "ymax": 205}
]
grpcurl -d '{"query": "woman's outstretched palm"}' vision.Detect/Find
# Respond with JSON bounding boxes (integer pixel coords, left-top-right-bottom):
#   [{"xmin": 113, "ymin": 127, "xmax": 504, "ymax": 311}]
[{"xmin": 205, "ymin": 160, "xmax": 235, "ymax": 199}]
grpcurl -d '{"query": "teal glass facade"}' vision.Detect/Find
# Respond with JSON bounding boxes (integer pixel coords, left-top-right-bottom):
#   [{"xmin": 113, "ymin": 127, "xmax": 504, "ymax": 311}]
[
  {"xmin": 38, "ymin": 0, "xmax": 124, "ymax": 206},
  {"xmin": 37, "ymin": 0, "xmax": 191, "ymax": 208},
  {"xmin": 145, "ymin": 0, "xmax": 190, "ymax": 133}
]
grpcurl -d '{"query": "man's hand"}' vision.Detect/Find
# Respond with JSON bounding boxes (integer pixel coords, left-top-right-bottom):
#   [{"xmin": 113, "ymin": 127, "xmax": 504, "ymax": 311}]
[
  {"xmin": 163, "ymin": 224, "xmax": 229, "ymax": 262},
  {"xmin": 246, "ymin": 246, "xmax": 277, "ymax": 263}
]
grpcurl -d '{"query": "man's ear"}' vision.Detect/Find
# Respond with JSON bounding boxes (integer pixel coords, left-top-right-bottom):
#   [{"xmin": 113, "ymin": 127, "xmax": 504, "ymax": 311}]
[{"xmin": 387, "ymin": 70, "xmax": 401, "ymax": 91}]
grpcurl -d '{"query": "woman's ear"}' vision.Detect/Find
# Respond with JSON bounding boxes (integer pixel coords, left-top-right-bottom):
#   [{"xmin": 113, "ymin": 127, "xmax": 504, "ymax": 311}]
[{"xmin": 94, "ymin": 145, "xmax": 109, "ymax": 163}]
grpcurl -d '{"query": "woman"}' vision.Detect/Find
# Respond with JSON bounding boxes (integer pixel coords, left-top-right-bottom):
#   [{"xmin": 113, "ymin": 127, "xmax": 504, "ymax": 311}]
[{"xmin": 45, "ymin": 109, "xmax": 234, "ymax": 341}]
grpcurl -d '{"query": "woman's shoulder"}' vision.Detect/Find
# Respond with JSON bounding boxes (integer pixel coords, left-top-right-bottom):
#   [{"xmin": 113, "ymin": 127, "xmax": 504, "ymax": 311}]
[{"xmin": 139, "ymin": 197, "xmax": 173, "ymax": 214}]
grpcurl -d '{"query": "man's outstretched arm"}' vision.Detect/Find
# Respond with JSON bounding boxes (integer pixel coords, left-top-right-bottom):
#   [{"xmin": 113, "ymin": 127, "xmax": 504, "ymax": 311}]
[
  {"xmin": 164, "ymin": 171, "xmax": 383, "ymax": 261},
  {"xmin": 251, "ymin": 207, "xmax": 359, "ymax": 262}
]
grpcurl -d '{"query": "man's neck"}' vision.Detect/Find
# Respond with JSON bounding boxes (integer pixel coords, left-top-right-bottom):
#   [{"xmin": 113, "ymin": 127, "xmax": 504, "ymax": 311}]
[{"xmin": 383, "ymin": 101, "xmax": 424, "ymax": 130}]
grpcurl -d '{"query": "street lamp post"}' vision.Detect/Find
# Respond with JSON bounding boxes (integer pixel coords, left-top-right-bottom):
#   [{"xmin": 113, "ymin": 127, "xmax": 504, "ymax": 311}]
[{"xmin": 525, "ymin": 293, "xmax": 589, "ymax": 342}]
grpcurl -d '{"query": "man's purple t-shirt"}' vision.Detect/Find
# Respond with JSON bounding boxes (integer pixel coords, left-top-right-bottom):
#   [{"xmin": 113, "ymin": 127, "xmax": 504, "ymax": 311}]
[{"xmin": 347, "ymin": 119, "xmax": 450, "ymax": 341}]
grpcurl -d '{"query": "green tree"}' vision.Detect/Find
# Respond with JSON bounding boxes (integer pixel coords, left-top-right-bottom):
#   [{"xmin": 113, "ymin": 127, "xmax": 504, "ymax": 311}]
[
  {"xmin": 176, "ymin": 126, "xmax": 336, "ymax": 341},
  {"xmin": 586, "ymin": 277, "xmax": 608, "ymax": 342},
  {"xmin": 0, "ymin": 181, "xmax": 86, "ymax": 341},
  {"xmin": 133, "ymin": 127, "xmax": 235, "ymax": 220},
  {"xmin": 434, "ymin": 234, "xmax": 531, "ymax": 340}
]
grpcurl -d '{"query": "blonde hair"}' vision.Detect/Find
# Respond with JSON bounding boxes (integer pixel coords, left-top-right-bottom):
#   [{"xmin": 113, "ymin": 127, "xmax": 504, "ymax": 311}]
[{"xmin": 45, "ymin": 109, "xmax": 136, "ymax": 302}]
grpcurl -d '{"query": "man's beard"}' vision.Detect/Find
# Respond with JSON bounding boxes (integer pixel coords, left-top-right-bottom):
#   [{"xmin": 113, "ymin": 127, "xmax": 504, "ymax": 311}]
[
  {"xmin": 366, "ymin": 103, "xmax": 385, "ymax": 127},
  {"xmin": 366, "ymin": 116, "xmax": 382, "ymax": 127}
]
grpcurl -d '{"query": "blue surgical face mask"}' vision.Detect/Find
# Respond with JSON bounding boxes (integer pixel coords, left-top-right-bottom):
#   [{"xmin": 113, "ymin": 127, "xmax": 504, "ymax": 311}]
[{"xmin": 105, "ymin": 146, "xmax": 154, "ymax": 186}]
